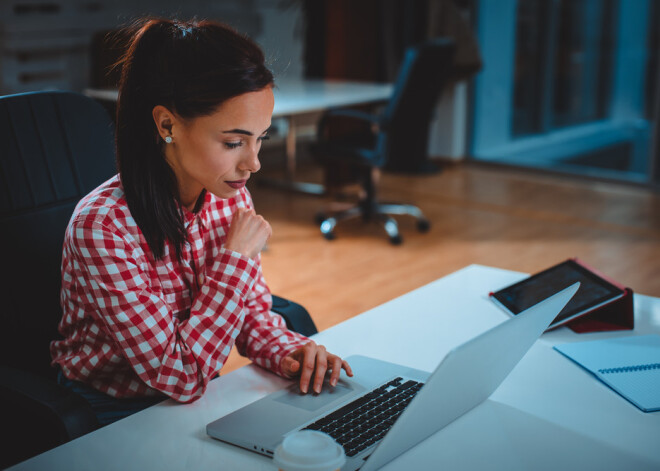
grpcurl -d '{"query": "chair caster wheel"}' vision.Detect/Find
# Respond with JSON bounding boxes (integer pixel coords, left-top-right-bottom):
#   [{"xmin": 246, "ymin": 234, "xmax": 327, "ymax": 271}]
[
  {"xmin": 389, "ymin": 235, "xmax": 403, "ymax": 245},
  {"xmin": 417, "ymin": 219, "xmax": 431, "ymax": 233},
  {"xmin": 314, "ymin": 213, "xmax": 327, "ymax": 225}
]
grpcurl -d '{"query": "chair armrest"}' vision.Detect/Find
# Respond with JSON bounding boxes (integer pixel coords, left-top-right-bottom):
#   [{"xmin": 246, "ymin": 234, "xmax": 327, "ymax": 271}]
[
  {"xmin": 0, "ymin": 366, "xmax": 99, "ymax": 467},
  {"xmin": 271, "ymin": 295, "xmax": 318, "ymax": 337}
]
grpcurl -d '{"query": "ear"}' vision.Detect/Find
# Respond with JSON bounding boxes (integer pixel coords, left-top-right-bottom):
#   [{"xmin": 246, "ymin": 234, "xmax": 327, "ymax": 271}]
[{"xmin": 152, "ymin": 105, "xmax": 177, "ymax": 141}]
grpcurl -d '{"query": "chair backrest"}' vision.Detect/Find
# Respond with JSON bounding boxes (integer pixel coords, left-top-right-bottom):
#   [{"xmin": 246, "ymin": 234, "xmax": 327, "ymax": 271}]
[
  {"xmin": 0, "ymin": 91, "xmax": 116, "ymax": 379},
  {"xmin": 379, "ymin": 38, "xmax": 455, "ymax": 172}
]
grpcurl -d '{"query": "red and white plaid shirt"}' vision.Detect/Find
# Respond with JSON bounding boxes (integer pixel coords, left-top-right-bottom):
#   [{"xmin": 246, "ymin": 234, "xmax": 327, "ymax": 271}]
[{"xmin": 51, "ymin": 175, "xmax": 308, "ymax": 402}]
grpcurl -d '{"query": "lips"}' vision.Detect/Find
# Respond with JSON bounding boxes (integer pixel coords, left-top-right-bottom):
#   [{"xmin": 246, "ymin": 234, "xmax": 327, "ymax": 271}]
[{"xmin": 225, "ymin": 180, "xmax": 247, "ymax": 189}]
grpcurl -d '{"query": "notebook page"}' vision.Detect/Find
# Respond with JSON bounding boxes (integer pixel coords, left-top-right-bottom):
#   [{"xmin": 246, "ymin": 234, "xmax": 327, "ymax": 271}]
[{"xmin": 598, "ymin": 367, "xmax": 660, "ymax": 412}]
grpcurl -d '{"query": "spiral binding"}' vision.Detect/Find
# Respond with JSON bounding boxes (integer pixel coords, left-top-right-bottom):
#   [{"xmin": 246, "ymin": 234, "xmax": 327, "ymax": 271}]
[{"xmin": 598, "ymin": 363, "xmax": 660, "ymax": 374}]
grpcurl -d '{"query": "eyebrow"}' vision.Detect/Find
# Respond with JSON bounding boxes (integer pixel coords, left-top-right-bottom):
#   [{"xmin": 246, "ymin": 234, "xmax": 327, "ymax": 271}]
[{"xmin": 222, "ymin": 127, "xmax": 271, "ymax": 136}]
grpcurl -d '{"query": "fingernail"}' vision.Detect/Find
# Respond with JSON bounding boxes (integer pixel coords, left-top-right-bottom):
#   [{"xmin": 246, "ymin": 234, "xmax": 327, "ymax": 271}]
[{"xmin": 331, "ymin": 379, "xmax": 337, "ymax": 386}]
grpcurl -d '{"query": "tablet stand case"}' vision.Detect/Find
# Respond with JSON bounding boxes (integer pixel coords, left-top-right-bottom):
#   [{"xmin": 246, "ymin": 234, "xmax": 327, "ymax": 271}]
[{"xmin": 564, "ymin": 287, "xmax": 634, "ymax": 333}]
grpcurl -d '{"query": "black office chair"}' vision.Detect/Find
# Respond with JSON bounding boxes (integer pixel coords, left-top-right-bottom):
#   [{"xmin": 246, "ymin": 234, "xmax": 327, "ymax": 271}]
[
  {"xmin": 313, "ymin": 38, "xmax": 455, "ymax": 244},
  {"xmin": 0, "ymin": 91, "xmax": 316, "ymax": 468}
]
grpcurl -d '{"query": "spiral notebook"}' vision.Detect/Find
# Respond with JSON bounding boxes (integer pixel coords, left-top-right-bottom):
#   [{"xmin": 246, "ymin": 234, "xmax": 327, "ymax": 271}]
[{"xmin": 554, "ymin": 335, "xmax": 660, "ymax": 412}]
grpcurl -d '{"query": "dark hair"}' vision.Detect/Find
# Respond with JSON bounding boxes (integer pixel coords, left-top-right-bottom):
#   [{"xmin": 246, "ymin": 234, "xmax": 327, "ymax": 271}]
[{"xmin": 115, "ymin": 18, "xmax": 274, "ymax": 261}]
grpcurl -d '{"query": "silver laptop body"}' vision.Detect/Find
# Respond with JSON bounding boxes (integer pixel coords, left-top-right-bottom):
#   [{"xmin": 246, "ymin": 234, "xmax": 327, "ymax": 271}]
[{"xmin": 207, "ymin": 283, "xmax": 579, "ymax": 470}]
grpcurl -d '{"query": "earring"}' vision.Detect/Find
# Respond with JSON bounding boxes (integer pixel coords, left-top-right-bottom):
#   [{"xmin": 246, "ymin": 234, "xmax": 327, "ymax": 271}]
[{"xmin": 165, "ymin": 136, "xmax": 173, "ymax": 144}]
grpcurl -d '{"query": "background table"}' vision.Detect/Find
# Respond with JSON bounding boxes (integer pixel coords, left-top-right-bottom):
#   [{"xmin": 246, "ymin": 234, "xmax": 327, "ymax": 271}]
[
  {"xmin": 268, "ymin": 79, "xmax": 393, "ymax": 194},
  {"xmin": 10, "ymin": 265, "xmax": 660, "ymax": 470}
]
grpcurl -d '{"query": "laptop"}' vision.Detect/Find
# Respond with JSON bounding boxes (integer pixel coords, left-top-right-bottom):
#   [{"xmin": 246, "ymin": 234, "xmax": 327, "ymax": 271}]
[{"xmin": 207, "ymin": 283, "xmax": 579, "ymax": 470}]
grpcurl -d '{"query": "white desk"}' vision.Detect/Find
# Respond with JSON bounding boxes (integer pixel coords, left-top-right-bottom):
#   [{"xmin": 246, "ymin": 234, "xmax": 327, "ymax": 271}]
[
  {"xmin": 11, "ymin": 265, "xmax": 660, "ymax": 470},
  {"xmin": 85, "ymin": 80, "xmax": 393, "ymax": 194},
  {"xmin": 85, "ymin": 80, "xmax": 392, "ymax": 119}
]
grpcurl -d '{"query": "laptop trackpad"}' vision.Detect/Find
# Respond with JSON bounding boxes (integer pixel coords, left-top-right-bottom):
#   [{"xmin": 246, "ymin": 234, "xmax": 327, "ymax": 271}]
[{"xmin": 273, "ymin": 382, "xmax": 354, "ymax": 412}]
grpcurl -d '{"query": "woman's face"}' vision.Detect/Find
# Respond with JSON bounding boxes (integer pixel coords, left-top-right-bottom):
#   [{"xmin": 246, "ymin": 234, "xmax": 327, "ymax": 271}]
[{"xmin": 161, "ymin": 87, "xmax": 274, "ymax": 208}]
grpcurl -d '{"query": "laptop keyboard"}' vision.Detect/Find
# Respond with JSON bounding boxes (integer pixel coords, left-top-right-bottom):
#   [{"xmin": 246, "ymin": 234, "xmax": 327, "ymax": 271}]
[{"xmin": 303, "ymin": 377, "xmax": 424, "ymax": 457}]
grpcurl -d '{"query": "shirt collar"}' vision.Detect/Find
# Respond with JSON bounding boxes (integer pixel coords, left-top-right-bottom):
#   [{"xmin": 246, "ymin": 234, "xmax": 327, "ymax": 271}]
[{"xmin": 179, "ymin": 190, "xmax": 211, "ymax": 228}]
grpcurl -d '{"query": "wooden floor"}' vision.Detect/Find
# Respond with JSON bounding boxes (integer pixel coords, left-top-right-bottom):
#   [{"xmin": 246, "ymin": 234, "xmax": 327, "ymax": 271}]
[{"xmin": 223, "ymin": 159, "xmax": 660, "ymax": 372}]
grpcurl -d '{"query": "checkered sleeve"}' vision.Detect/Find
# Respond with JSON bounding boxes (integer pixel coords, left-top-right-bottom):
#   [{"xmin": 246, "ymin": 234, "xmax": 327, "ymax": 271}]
[
  {"xmin": 231, "ymin": 189, "xmax": 310, "ymax": 375},
  {"xmin": 234, "ymin": 255, "xmax": 310, "ymax": 376},
  {"xmin": 70, "ymin": 217, "xmax": 260, "ymax": 403}
]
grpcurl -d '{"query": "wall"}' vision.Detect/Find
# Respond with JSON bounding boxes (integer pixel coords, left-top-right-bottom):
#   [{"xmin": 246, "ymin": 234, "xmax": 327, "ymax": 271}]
[
  {"xmin": 0, "ymin": 0, "xmax": 304, "ymax": 95},
  {"xmin": 428, "ymin": 81, "xmax": 468, "ymax": 160}
]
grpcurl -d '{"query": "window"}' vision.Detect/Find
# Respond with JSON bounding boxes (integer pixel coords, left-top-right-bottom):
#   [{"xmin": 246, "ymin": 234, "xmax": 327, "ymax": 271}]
[{"xmin": 471, "ymin": 0, "xmax": 659, "ymax": 184}]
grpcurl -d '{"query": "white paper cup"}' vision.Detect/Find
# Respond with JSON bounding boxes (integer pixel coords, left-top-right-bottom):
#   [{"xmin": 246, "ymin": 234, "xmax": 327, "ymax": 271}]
[{"xmin": 273, "ymin": 430, "xmax": 346, "ymax": 471}]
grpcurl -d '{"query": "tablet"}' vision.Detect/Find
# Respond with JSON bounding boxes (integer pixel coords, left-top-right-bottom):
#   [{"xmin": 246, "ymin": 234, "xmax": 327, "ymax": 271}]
[{"xmin": 490, "ymin": 259, "xmax": 626, "ymax": 330}]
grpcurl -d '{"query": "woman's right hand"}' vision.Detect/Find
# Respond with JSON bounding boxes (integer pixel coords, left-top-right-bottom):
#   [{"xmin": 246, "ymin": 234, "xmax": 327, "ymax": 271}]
[{"xmin": 224, "ymin": 208, "xmax": 272, "ymax": 259}]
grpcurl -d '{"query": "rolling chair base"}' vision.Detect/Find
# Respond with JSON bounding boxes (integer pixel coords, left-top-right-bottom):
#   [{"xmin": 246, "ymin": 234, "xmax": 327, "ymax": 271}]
[{"xmin": 316, "ymin": 201, "xmax": 430, "ymax": 245}]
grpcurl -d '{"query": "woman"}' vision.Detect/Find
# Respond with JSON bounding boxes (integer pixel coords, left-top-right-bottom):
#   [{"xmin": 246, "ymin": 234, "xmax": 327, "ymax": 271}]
[{"xmin": 51, "ymin": 18, "xmax": 351, "ymax": 425}]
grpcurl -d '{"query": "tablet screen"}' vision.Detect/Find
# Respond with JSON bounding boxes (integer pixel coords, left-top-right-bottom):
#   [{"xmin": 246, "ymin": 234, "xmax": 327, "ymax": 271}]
[{"xmin": 491, "ymin": 260, "xmax": 625, "ymax": 327}]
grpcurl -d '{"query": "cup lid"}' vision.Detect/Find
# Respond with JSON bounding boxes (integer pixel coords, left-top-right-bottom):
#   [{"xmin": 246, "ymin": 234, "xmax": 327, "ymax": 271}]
[{"xmin": 273, "ymin": 430, "xmax": 346, "ymax": 471}]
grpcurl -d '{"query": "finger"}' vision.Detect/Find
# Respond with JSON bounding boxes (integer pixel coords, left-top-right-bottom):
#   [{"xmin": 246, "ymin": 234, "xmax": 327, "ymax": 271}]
[
  {"xmin": 312, "ymin": 347, "xmax": 328, "ymax": 393},
  {"xmin": 298, "ymin": 344, "xmax": 316, "ymax": 394},
  {"xmin": 342, "ymin": 360, "xmax": 354, "ymax": 377},
  {"xmin": 281, "ymin": 357, "xmax": 299, "ymax": 377},
  {"xmin": 329, "ymin": 356, "xmax": 342, "ymax": 387},
  {"xmin": 235, "ymin": 207, "xmax": 249, "ymax": 219}
]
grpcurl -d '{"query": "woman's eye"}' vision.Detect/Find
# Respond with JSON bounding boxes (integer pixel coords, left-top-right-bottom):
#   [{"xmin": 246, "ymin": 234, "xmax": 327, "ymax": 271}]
[
  {"xmin": 258, "ymin": 134, "xmax": 270, "ymax": 142},
  {"xmin": 224, "ymin": 141, "xmax": 242, "ymax": 149}
]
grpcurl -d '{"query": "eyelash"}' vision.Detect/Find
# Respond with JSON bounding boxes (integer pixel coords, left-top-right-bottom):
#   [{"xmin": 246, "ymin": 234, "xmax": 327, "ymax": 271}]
[{"xmin": 224, "ymin": 135, "xmax": 270, "ymax": 150}]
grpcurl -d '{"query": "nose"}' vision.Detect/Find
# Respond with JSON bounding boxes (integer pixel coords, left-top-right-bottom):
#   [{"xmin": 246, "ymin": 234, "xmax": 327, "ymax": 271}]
[{"xmin": 239, "ymin": 142, "xmax": 261, "ymax": 173}]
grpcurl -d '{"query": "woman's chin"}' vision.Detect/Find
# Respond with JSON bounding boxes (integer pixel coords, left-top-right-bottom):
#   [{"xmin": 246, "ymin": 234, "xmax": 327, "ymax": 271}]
[{"xmin": 209, "ymin": 186, "xmax": 239, "ymax": 200}]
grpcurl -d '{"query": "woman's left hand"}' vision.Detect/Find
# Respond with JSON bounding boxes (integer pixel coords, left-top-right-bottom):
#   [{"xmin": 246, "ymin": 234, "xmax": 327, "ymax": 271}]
[{"xmin": 281, "ymin": 341, "xmax": 353, "ymax": 394}]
